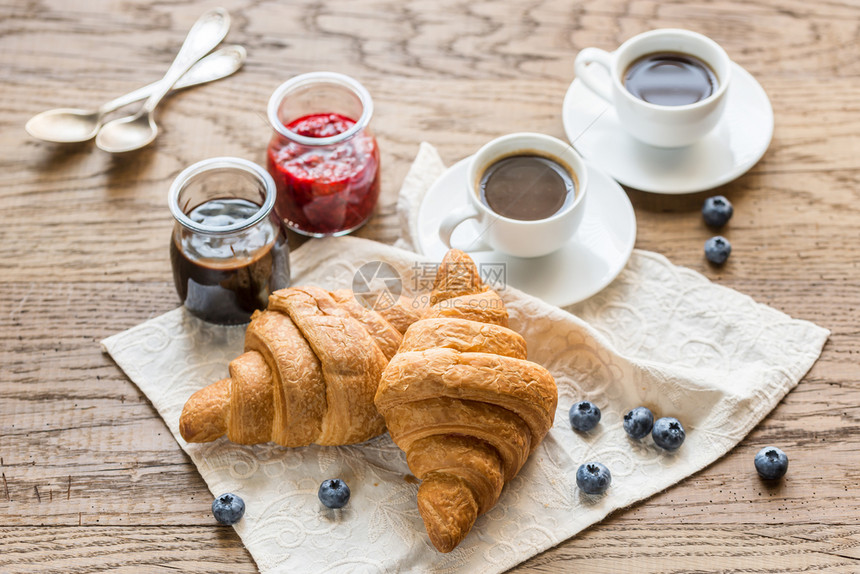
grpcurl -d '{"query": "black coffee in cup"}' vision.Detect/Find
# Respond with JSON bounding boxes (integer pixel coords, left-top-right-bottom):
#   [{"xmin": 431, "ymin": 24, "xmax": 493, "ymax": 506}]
[
  {"xmin": 624, "ymin": 52, "xmax": 718, "ymax": 106},
  {"xmin": 478, "ymin": 154, "xmax": 575, "ymax": 221}
]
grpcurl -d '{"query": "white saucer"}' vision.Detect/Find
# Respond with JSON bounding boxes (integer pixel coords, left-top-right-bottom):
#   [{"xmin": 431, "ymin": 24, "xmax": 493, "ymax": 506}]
[
  {"xmin": 416, "ymin": 157, "xmax": 636, "ymax": 307},
  {"xmin": 562, "ymin": 61, "xmax": 773, "ymax": 194}
]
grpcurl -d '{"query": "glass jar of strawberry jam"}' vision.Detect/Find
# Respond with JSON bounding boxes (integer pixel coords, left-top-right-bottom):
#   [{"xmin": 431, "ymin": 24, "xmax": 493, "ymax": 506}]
[{"xmin": 266, "ymin": 72, "xmax": 380, "ymax": 237}]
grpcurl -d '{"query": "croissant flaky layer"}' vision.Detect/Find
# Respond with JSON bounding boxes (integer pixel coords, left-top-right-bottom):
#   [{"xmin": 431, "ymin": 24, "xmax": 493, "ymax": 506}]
[
  {"xmin": 179, "ymin": 286, "xmax": 421, "ymax": 447},
  {"xmin": 375, "ymin": 249, "xmax": 558, "ymax": 553}
]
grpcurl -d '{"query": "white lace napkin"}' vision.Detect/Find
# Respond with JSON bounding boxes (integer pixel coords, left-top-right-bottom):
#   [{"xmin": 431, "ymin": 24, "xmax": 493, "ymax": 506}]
[{"xmin": 102, "ymin": 145, "xmax": 828, "ymax": 574}]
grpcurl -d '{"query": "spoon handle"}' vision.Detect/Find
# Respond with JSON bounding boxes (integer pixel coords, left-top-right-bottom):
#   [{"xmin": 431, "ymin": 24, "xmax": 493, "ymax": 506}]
[
  {"xmin": 96, "ymin": 45, "xmax": 246, "ymax": 115},
  {"xmin": 139, "ymin": 8, "xmax": 231, "ymax": 115}
]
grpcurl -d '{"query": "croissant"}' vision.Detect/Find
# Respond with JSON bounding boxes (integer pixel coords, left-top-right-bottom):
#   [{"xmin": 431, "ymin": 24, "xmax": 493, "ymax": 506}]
[
  {"xmin": 179, "ymin": 286, "xmax": 421, "ymax": 447},
  {"xmin": 375, "ymin": 250, "xmax": 558, "ymax": 552}
]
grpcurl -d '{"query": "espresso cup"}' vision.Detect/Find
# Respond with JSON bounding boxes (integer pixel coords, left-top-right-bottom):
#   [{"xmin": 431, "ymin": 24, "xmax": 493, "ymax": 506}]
[
  {"xmin": 439, "ymin": 132, "xmax": 588, "ymax": 259},
  {"xmin": 574, "ymin": 29, "xmax": 732, "ymax": 148}
]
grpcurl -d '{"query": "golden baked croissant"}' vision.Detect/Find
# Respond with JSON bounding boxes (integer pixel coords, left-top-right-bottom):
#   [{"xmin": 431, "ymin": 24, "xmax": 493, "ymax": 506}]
[
  {"xmin": 375, "ymin": 250, "xmax": 558, "ymax": 552},
  {"xmin": 179, "ymin": 286, "xmax": 421, "ymax": 447}
]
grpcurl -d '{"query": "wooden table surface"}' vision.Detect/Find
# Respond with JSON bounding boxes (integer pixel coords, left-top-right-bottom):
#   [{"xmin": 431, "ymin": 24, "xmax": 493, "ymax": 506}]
[{"xmin": 2, "ymin": 0, "xmax": 859, "ymax": 572}]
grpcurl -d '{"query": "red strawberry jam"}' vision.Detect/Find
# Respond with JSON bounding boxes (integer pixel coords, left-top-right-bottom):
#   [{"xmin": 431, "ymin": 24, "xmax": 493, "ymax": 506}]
[{"xmin": 266, "ymin": 113, "xmax": 380, "ymax": 236}]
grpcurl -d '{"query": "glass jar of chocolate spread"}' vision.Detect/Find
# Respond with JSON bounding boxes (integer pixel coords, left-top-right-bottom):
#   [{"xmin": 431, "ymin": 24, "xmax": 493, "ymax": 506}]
[
  {"xmin": 266, "ymin": 72, "xmax": 380, "ymax": 237},
  {"xmin": 168, "ymin": 157, "xmax": 290, "ymax": 325}
]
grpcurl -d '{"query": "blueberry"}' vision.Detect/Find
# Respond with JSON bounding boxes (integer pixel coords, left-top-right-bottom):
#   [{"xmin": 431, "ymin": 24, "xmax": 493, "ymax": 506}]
[
  {"xmin": 318, "ymin": 478, "xmax": 351, "ymax": 509},
  {"xmin": 212, "ymin": 493, "xmax": 245, "ymax": 525},
  {"xmin": 623, "ymin": 406, "xmax": 654, "ymax": 440},
  {"xmin": 704, "ymin": 236, "xmax": 731, "ymax": 265},
  {"xmin": 754, "ymin": 446, "xmax": 789, "ymax": 480},
  {"xmin": 576, "ymin": 462, "xmax": 611, "ymax": 495},
  {"xmin": 702, "ymin": 195, "xmax": 734, "ymax": 227},
  {"xmin": 652, "ymin": 417, "xmax": 686, "ymax": 450},
  {"xmin": 569, "ymin": 400, "xmax": 601, "ymax": 432}
]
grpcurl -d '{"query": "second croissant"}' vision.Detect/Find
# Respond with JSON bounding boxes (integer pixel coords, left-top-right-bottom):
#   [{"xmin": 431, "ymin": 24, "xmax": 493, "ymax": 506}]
[{"xmin": 375, "ymin": 250, "xmax": 559, "ymax": 552}]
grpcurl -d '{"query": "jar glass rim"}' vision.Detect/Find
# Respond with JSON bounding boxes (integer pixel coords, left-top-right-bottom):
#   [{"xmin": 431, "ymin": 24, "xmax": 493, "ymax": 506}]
[
  {"xmin": 168, "ymin": 157, "xmax": 277, "ymax": 235},
  {"xmin": 267, "ymin": 71, "xmax": 374, "ymax": 147}
]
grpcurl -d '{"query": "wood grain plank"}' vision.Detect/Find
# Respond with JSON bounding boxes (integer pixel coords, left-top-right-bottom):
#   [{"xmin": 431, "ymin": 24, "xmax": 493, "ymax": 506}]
[
  {"xmin": 5, "ymin": 0, "xmax": 860, "ymax": 84},
  {"xmin": 0, "ymin": 525, "xmax": 857, "ymax": 573},
  {"xmin": 0, "ymin": 525, "xmax": 255, "ymax": 574},
  {"xmin": 517, "ymin": 524, "xmax": 860, "ymax": 573}
]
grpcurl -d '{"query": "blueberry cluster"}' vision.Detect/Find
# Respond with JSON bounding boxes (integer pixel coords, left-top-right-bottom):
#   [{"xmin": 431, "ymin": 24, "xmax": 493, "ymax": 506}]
[
  {"xmin": 568, "ymin": 398, "xmax": 791, "ymax": 499},
  {"xmin": 571, "ymin": 401, "xmax": 686, "ymax": 444},
  {"xmin": 569, "ymin": 402, "xmax": 688, "ymax": 496},
  {"xmin": 702, "ymin": 195, "xmax": 733, "ymax": 265},
  {"xmin": 622, "ymin": 406, "xmax": 686, "ymax": 450}
]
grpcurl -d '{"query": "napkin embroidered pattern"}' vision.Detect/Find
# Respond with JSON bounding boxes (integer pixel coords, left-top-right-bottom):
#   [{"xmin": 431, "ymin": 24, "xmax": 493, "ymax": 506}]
[{"xmin": 102, "ymin": 146, "xmax": 828, "ymax": 574}]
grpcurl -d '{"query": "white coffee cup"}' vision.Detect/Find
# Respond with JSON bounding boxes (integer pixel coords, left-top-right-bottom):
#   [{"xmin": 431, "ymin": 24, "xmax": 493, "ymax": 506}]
[
  {"xmin": 574, "ymin": 28, "xmax": 732, "ymax": 148},
  {"xmin": 438, "ymin": 132, "xmax": 588, "ymax": 259}
]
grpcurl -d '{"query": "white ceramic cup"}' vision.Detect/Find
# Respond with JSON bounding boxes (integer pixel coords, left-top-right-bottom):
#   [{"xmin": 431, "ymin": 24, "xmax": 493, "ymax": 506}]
[
  {"xmin": 438, "ymin": 132, "xmax": 588, "ymax": 259},
  {"xmin": 574, "ymin": 29, "xmax": 732, "ymax": 148}
]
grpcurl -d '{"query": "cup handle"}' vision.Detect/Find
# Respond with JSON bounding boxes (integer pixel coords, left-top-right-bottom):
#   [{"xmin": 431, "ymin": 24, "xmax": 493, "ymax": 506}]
[
  {"xmin": 574, "ymin": 47, "xmax": 614, "ymax": 102},
  {"xmin": 438, "ymin": 204, "xmax": 493, "ymax": 252}
]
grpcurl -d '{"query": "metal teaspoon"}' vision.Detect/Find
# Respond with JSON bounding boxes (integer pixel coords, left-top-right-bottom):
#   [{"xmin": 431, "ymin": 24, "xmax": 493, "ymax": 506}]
[
  {"xmin": 95, "ymin": 8, "xmax": 231, "ymax": 153},
  {"xmin": 25, "ymin": 45, "xmax": 246, "ymax": 144}
]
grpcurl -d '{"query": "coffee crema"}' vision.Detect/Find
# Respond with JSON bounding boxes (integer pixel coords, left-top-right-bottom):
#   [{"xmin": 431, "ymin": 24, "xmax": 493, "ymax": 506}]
[
  {"xmin": 478, "ymin": 155, "xmax": 575, "ymax": 221},
  {"xmin": 624, "ymin": 51, "xmax": 718, "ymax": 106}
]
